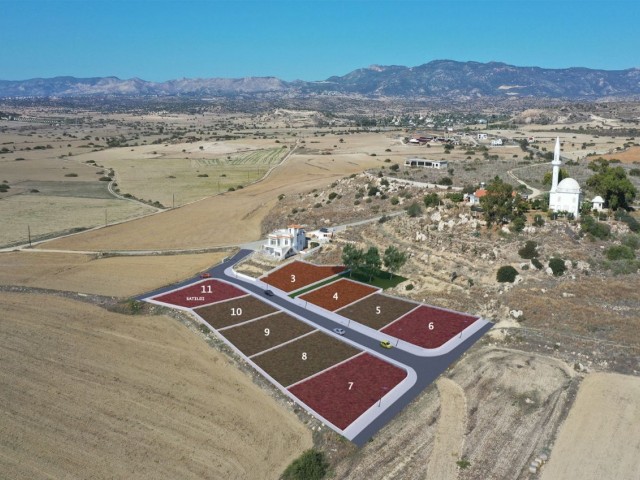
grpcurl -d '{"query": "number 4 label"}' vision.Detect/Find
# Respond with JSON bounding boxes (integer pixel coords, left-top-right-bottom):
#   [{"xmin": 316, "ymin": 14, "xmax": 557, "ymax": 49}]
[{"xmin": 333, "ymin": 292, "xmax": 339, "ymax": 300}]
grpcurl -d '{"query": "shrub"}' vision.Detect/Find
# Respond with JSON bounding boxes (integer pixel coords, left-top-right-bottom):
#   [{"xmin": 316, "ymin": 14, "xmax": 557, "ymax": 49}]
[
  {"xmin": 368, "ymin": 186, "xmax": 380, "ymax": 196},
  {"xmin": 197, "ymin": 173, "xmax": 209, "ymax": 177},
  {"xmin": 423, "ymin": 193, "xmax": 440, "ymax": 208},
  {"xmin": 314, "ymin": 203, "xmax": 322, "ymax": 208},
  {"xmin": 606, "ymin": 245, "xmax": 635, "ymax": 261},
  {"xmin": 439, "ymin": 176, "xmax": 453, "ymax": 186},
  {"xmin": 496, "ymin": 265, "xmax": 518, "ymax": 283},
  {"xmin": 64, "ymin": 173, "xmax": 78, "ymax": 177},
  {"xmin": 580, "ymin": 215, "xmax": 611, "ymax": 239},
  {"xmin": 531, "ymin": 258, "xmax": 543, "ymax": 270},
  {"xmin": 278, "ymin": 194, "xmax": 285, "ymax": 201},
  {"xmin": 99, "ymin": 176, "xmax": 111, "ymax": 181},
  {"xmin": 390, "ymin": 196, "xmax": 399, "ymax": 205},
  {"xmin": 548, "ymin": 258, "xmax": 566, "ymax": 276},
  {"xmin": 281, "ymin": 449, "xmax": 328, "ymax": 480},
  {"xmin": 533, "ymin": 214, "xmax": 545, "ymax": 227},
  {"xmin": 406, "ymin": 201, "xmax": 423, "ymax": 217},
  {"xmin": 518, "ymin": 240, "xmax": 539, "ymax": 259},
  {"xmin": 405, "ymin": 284, "xmax": 414, "ymax": 291},
  {"xmin": 446, "ymin": 192, "xmax": 464, "ymax": 202},
  {"xmin": 510, "ymin": 216, "xmax": 526, "ymax": 232},
  {"xmin": 328, "ymin": 192, "xmax": 338, "ymax": 200},
  {"xmin": 621, "ymin": 233, "xmax": 640, "ymax": 250},
  {"xmin": 389, "ymin": 163, "xmax": 400, "ymax": 172}
]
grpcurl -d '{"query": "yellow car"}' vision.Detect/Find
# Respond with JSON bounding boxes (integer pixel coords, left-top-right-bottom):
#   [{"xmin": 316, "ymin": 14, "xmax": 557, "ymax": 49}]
[{"xmin": 380, "ymin": 340, "xmax": 393, "ymax": 349}]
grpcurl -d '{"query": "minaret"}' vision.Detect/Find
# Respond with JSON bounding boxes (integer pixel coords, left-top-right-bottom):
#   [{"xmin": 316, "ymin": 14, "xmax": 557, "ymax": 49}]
[{"xmin": 551, "ymin": 137, "xmax": 561, "ymax": 192}]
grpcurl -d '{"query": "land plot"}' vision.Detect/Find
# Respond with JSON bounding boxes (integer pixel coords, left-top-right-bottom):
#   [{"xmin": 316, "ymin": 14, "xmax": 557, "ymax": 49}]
[
  {"xmin": 262, "ymin": 261, "xmax": 346, "ymax": 293},
  {"xmin": 338, "ymin": 293, "xmax": 418, "ymax": 330},
  {"xmin": 382, "ymin": 305, "xmax": 478, "ymax": 349},
  {"xmin": 195, "ymin": 295, "xmax": 279, "ymax": 329},
  {"xmin": 298, "ymin": 278, "xmax": 378, "ymax": 311},
  {"xmin": 252, "ymin": 331, "xmax": 359, "ymax": 387},
  {"xmin": 219, "ymin": 313, "xmax": 315, "ymax": 357},
  {"xmin": 152, "ymin": 280, "xmax": 245, "ymax": 308},
  {"xmin": 289, "ymin": 353, "xmax": 407, "ymax": 430}
]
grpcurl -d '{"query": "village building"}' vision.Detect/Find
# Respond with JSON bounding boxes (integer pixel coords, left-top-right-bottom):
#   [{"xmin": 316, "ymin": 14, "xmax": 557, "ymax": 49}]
[
  {"xmin": 404, "ymin": 158, "xmax": 449, "ymax": 169},
  {"xmin": 591, "ymin": 195, "xmax": 605, "ymax": 211},
  {"xmin": 548, "ymin": 137, "xmax": 582, "ymax": 217},
  {"xmin": 262, "ymin": 224, "xmax": 306, "ymax": 260}
]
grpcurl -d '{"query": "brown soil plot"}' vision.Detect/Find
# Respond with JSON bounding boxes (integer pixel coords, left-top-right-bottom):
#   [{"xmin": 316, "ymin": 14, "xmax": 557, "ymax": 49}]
[
  {"xmin": 299, "ymin": 278, "xmax": 378, "ymax": 311},
  {"xmin": 337, "ymin": 293, "xmax": 419, "ymax": 330},
  {"xmin": 219, "ymin": 312, "xmax": 316, "ymax": 357},
  {"xmin": 195, "ymin": 295, "xmax": 278, "ymax": 329},
  {"xmin": 252, "ymin": 331, "xmax": 360, "ymax": 387}
]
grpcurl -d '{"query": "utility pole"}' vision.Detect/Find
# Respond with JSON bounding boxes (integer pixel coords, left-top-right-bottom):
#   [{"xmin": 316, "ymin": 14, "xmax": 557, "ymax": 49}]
[
  {"xmin": 28, "ymin": 225, "xmax": 32, "ymax": 247},
  {"xmin": 105, "ymin": 209, "xmax": 108, "ymax": 227},
  {"xmin": 172, "ymin": 193, "xmax": 175, "ymax": 209}
]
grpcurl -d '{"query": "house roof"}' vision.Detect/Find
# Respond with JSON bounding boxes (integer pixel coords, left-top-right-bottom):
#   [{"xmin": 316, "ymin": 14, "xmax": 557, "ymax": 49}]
[
  {"xmin": 474, "ymin": 189, "xmax": 487, "ymax": 198},
  {"xmin": 591, "ymin": 195, "xmax": 604, "ymax": 203}
]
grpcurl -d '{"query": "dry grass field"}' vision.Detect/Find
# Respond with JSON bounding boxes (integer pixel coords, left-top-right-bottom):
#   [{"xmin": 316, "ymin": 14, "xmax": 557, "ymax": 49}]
[
  {"xmin": 0, "ymin": 292, "xmax": 311, "ymax": 480},
  {"xmin": 0, "ymin": 250, "xmax": 227, "ymax": 296},
  {"xmin": 41, "ymin": 149, "xmax": 386, "ymax": 251},
  {"xmin": 541, "ymin": 373, "xmax": 640, "ymax": 480},
  {"xmin": 596, "ymin": 145, "xmax": 640, "ymax": 163}
]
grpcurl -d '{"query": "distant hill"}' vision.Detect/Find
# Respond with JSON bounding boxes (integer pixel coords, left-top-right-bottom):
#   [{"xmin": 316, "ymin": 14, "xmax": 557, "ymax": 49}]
[{"xmin": 2, "ymin": 60, "xmax": 639, "ymax": 99}]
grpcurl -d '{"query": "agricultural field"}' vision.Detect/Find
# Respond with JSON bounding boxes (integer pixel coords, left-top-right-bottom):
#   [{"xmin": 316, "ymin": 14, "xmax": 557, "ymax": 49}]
[
  {"xmin": 218, "ymin": 312, "xmax": 316, "ymax": 357},
  {"xmin": 262, "ymin": 260, "xmax": 346, "ymax": 293},
  {"xmin": 337, "ymin": 293, "xmax": 419, "ymax": 330},
  {"xmin": 74, "ymin": 143, "xmax": 290, "ymax": 207},
  {"xmin": 298, "ymin": 278, "xmax": 378, "ymax": 311},
  {"xmin": 289, "ymin": 353, "xmax": 407, "ymax": 430},
  {"xmin": 251, "ymin": 331, "xmax": 360, "ymax": 387},
  {"xmin": 195, "ymin": 294, "xmax": 279, "ymax": 329},
  {"xmin": 381, "ymin": 306, "xmax": 479, "ymax": 349},
  {"xmin": 0, "ymin": 250, "xmax": 228, "ymax": 297},
  {"xmin": 151, "ymin": 279, "xmax": 246, "ymax": 308}
]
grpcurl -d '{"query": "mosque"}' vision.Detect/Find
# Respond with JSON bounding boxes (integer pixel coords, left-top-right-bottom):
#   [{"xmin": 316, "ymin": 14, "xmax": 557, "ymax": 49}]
[{"xmin": 548, "ymin": 137, "xmax": 582, "ymax": 217}]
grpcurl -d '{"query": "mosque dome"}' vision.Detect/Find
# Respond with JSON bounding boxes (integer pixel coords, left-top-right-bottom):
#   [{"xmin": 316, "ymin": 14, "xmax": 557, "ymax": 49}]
[{"xmin": 556, "ymin": 177, "xmax": 580, "ymax": 193}]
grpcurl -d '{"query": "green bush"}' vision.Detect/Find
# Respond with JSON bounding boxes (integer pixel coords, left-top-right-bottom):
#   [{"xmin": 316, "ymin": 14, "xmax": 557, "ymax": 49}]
[
  {"xmin": 496, "ymin": 265, "xmax": 518, "ymax": 283},
  {"xmin": 531, "ymin": 258, "xmax": 543, "ymax": 270},
  {"xmin": 580, "ymin": 215, "xmax": 611, "ymax": 239},
  {"xmin": 281, "ymin": 449, "xmax": 328, "ymax": 480},
  {"xmin": 621, "ymin": 234, "xmax": 640, "ymax": 250},
  {"xmin": 406, "ymin": 201, "xmax": 423, "ymax": 217},
  {"xmin": 423, "ymin": 193, "xmax": 440, "ymax": 208},
  {"xmin": 405, "ymin": 284, "xmax": 414, "ymax": 291},
  {"xmin": 328, "ymin": 192, "xmax": 338, "ymax": 200},
  {"xmin": 99, "ymin": 176, "xmax": 111, "ymax": 181},
  {"xmin": 390, "ymin": 196, "xmax": 399, "ymax": 205},
  {"xmin": 548, "ymin": 258, "xmax": 566, "ymax": 276},
  {"xmin": 606, "ymin": 245, "xmax": 635, "ymax": 261},
  {"xmin": 446, "ymin": 192, "xmax": 464, "ymax": 202},
  {"xmin": 533, "ymin": 214, "xmax": 545, "ymax": 227},
  {"xmin": 518, "ymin": 240, "xmax": 539, "ymax": 259},
  {"xmin": 510, "ymin": 216, "xmax": 526, "ymax": 232},
  {"xmin": 439, "ymin": 176, "xmax": 453, "ymax": 186},
  {"xmin": 64, "ymin": 173, "xmax": 78, "ymax": 177}
]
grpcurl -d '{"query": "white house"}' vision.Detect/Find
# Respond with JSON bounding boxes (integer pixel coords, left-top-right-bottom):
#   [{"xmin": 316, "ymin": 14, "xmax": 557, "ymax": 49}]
[
  {"xmin": 477, "ymin": 133, "xmax": 488, "ymax": 140},
  {"xmin": 307, "ymin": 227, "xmax": 334, "ymax": 244},
  {"xmin": 491, "ymin": 138, "xmax": 503, "ymax": 146},
  {"xmin": 263, "ymin": 224, "xmax": 306, "ymax": 260},
  {"xmin": 591, "ymin": 195, "xmax": 605, "ymax": 211},
  {"xmin": 405, "ymin": 158, "xmax": 448, "ymax": 169},
  {"xmin": 549, "ymin": 137, "xmax": 582, "ymax": 218}
]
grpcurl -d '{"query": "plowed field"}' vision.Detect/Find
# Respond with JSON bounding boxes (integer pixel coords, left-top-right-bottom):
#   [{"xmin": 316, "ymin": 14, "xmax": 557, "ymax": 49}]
[
  {"xmin": 288, "ymin": 353, "xmax": 407, "ymax": 430},
  {"xmin": 338, "ymin": 293, "xmax": 418, "ymax": 330},
  {"xmin": 195, "ymin": 295, "xmax": 278, "ymax": 329},
  {"xmin": 152, "ymin": 280, "xmax": 246, "ymax": 308},
  {"xmin": 219, "ymin": 313, "xmax": 315, "ymax": 357},
  {"xmin": 382, "ymin": 305, "xmax": 478, "ymax": 349},
  {"xmin": 299, "ymin": 278, "xmax": 378, "ymax": 311},
  {"xmin": 252, "ymin": 331, "xmax": 359, "ymax": 387},
  {"xmin": 262, "ymin": 261, "xmax": 346, "ymax": 293}
]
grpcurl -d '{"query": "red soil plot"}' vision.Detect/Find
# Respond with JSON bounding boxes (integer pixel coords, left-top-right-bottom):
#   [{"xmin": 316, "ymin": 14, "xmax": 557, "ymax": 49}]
[
  {"xmin": 262, "ymin": 261, "xmax": 346, "ymax": 293},
  {"xmin": 299, "ymin": 278, "xmax": 378, "ymax": 311},
  {"xmin": 288, "ymin": 353, "xmax": 407, "ymax": 430},
  {"xmin": 381, "ymin": 305, "xmax": 478, "ymax": 349},
  {"xmin": 151, "ymin": 280, "xmax": 246, "ymax": 308}
]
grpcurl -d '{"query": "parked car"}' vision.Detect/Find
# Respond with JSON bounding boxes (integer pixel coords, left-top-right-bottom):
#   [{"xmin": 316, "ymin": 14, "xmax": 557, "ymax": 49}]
[
  {"xmin": 200, "ymin": 272, "xmax": 211, "ymax": 278},
  {"xmin": 380, "ymin": 340, "xmax": 393, "ymax": 349},
  {"xmin": 333, "ymin": 327, "xmax": 346, "ymax": 336},
  {"xmin": 264, "ymin": 289, "xmax": 275, "ymax": 297}
]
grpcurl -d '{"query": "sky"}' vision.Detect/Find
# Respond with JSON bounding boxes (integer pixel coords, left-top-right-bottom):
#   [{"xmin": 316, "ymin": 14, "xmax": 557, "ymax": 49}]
[{"xmin": 2, "ymin": 0, "xmax": 639, "ymax": 82}]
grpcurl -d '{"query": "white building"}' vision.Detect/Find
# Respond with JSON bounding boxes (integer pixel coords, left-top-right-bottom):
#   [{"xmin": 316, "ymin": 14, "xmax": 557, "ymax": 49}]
[
  {"xmin": 477, "ymin": 133, "xmax": 488, "ymax": 140},
  {"xmin": 263, "ymin": 224, "xmax": 306, "ymax": 260},
  {"xmin": 549, "ymin": 137, "xmax": 582, "ymax": 217},
  {"xmin": 307, "ymin": 227, "xmax": 334, "ymax": 244},
  {"xmin": 405, "ymin": 158, "xmax": 448, "ymax": 169},
  {"xmin": 591, "ymin": 195, "xmax": 605, "ymax": 211},
  {"xmin": 491, "ymin": 138, "xmax": 503, "ymax": 146}
]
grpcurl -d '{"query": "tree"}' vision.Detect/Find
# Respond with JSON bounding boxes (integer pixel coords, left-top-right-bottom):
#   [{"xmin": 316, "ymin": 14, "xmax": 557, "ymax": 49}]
[
  {"xmin": 586, "ymin": 159, "xmax": 637, "ymax": 210},
  {"xmin": 542, "ymin": 168, "xmax": 569, "ymax": 186},
  {"xmin": 548, "ymin": 258, "xmax": 566, "ymax": 276},
  {"xmin": 362, "ymin": 246, "xmax": 382, "ymax": 281},
  {"xmin": 423, "ymin": 192, "xmax": 440, "ymax": 208},
  {"xmin": 281, "ymin": 449, "xmax": 328, "ymax": 480},
  {"xmin": 480, "ymin": 176, "xmax": 524, "ymax": 227},
  {"xmin": 518, "ymin": 240, "xmax": 539, "ymax": 259},
  {"xmin": 341, "ymin": 244, "xmax": 363, "ymax": 277},
  {"xmin": 383, "ymin": 245, "xmax": 408, "ymax": 278}
]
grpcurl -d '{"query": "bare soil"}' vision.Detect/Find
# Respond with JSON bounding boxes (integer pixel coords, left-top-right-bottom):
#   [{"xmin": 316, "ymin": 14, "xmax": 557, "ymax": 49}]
[
  {"xmin": 541, "ymin": 372, "xmax": 640, "ymax": 480},
  {"xmin": 0, "ymin": 292, "xmax": 311, "ymax": 480}
]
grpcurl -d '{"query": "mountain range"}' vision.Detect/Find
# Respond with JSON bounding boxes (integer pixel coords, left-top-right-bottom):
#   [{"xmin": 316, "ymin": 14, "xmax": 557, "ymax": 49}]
[{"xmin": 1, "ymin": 60, "xmax": 639, "ymax": 100}]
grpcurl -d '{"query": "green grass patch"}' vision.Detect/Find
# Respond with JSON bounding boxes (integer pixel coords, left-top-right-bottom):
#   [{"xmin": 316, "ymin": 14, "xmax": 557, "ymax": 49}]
[
  {"xmin": 344, "ymin": 271, "xmax": 407, "ymax": 289},
  {"xmin": 289, "ymin": 276, "xmax": 341, "ymax": 298}
]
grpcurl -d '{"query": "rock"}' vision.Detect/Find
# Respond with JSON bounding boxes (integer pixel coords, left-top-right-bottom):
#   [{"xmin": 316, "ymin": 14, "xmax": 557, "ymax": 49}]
[
  {"xmin": 576, "ymin": 260, "xmax": 590, "ymax": 271},
  {"xmin": 431, "ymin": 211, "xmax": 441, "ymax": 222},
  {"xmin": 510, "ymin": 309, "xmax": 523, "ymax": 319},
  {"xmin": 562, "ymin": 292, "xmax": 575, "ymax": 298},
  {"xmin": 564, "ymin": 259, "xmax": 572, "ymax": 269},
  {"xmin": 415, "ymin": 232, "xmax": 427, "ymax": 242},
  {"xmin": 529, "ymin": 466, "xmax": 538, "ymax": 474},
  {"xmin": 574, "ymin": 362, "xmax": 589, "ymax": 373},
  {"xmin": 514, "ymin": 276, "xmax": 524, "ymax": 284},
  {"xmin": 539, "ymin": 453, "xmax": 549, "ymax": 462},
  {"xmin": 437, "ymin": 221, "xmax": 445, "ymax": 232},
  {"xmin": 545, "ymin": 267, "xmax": 554, "ymax": 276},
  {"xmin": 501, "ymin": 225, "xmax": 510, "ymax": 233}
]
